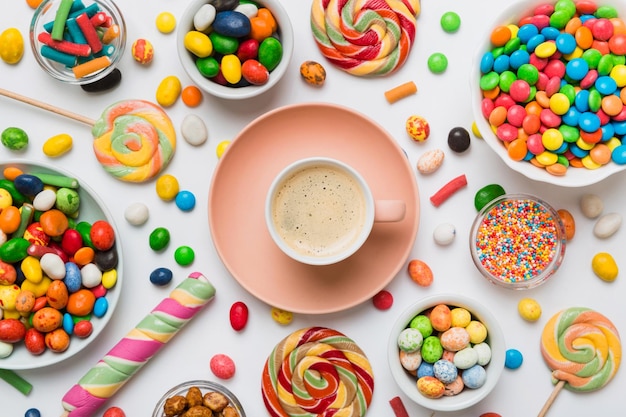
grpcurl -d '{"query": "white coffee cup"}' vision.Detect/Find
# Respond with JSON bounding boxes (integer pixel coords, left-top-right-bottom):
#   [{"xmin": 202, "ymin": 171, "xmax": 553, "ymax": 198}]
[{"xmin": 265, "ymin": 157, "xmax": 406, "ymax": 265}]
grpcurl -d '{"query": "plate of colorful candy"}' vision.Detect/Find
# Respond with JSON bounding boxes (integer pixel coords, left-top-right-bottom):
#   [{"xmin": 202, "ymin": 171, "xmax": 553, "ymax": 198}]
[
  {"xmin": 471, "ymin": 0, "xmax": 626, "ymax": 187},
  {"xmin": 0, "ymin": 160, "xmax": 123, "ymax": 370}
]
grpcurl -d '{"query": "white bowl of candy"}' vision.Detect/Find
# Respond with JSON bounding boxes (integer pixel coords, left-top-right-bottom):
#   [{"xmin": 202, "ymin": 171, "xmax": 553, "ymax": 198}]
[
  {"xmin": 471, "ymin": 0, "xmax": 626, "ymax": 187},
  {"xmin": 388, "ymin": 294, "xmax": 505, "ymax": 411}
]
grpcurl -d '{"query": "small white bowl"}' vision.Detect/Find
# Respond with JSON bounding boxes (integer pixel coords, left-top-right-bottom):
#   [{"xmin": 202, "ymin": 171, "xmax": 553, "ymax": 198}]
[
  {"xmin": 470, "ymin": 0, "xmax": 626, "ymax": 187},
  {"xmin": 29, "ymin": 0, "xmax": 126, "ymax": 85},
  {"xmin": 388, "ymin": 294, "xmax": 505, "ymax": 412},
  {"xmin": 177, "ymin": 0, "xmax": 294, "ymax": 100}
]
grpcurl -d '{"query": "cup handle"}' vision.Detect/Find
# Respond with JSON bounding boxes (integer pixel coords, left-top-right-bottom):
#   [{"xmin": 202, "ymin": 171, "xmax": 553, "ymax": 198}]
[{"xmin": 374, "ymin": 200, "xmax": 406, "ymax": 222}]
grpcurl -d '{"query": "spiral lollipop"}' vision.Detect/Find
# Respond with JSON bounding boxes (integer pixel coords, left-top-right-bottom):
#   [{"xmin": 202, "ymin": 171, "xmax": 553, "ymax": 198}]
[
  {"xmin": 262, "ymin": 326, "xmax": 374, "ymax": 417},
  {"xmin": 310, "ymin": 0, "xmax": 421, "ymax": 77},
  {"xmin": 538, "ymin": 307, "xmax": 621, "ymax": 416}
]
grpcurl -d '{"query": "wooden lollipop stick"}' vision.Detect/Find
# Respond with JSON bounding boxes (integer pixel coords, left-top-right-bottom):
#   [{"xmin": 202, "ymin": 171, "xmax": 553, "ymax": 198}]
[
  {"xmin": 0, "ymin": 87, "xmax": 95, "ymax": 126},
  {"xmin": 537, "ymin": 380, "xmax": 565, "ymax": 417}
]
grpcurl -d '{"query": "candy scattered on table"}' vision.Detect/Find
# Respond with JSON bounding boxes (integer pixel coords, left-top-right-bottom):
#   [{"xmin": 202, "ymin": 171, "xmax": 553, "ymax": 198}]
[
  {"xmin": 580, "ymin": 194, "xmax": 604, "ymax": 218},
  {"xmin": 0, "ymin": 28, "xmax": 24, "ymax": 64},
  {"xmin": 433, "ymin": 222, "xmax": 456, "ymax": 246},
  {"xmin": 1, "ymin": 127, "xmax": 28, "ymax": 151},
  {"xmin": 448, "ymin": 126, "xmax": 471, "ymax": 153},
  {"xmin": 430, "ymin": 174, "xmax": 467, "ymax": 207},
  {"xmin": 181, "ymin": 85, "xmax": 203, "ymax": 107},
  {"xmin": 149, "ymin": 227, "xmax": 170, "ymax": 251},
  {"xmin": 592, "ymin": 252, "xmax": 618, "ymax": 282},
  {"xmin": 474, "ymin": 183, "xmax": 506, "ymax": 211},
  {"xmin": 270, "ymin": 307, "xmax": 292, "ymax": 325},
  {"xmin": 210, "ymin": 353, "xmax": 236, "ymax": 379},
  {"xmin": 299, "ymin": 60, "xmax": 326, "ymax": 86},
  {"xmin": 175, "ymin": 190, "xmax": 196, "ymax": 212},
  {"xmin": 373, "ymin": 289, "xmax": 393, "ymax": 310},
  {"xmin": 0, "ymin": 368, "xmax": 32, "ymax": 395},
  {"xmin": 181, "ymin": 114, "xmax": 209, "ymax": 146},
  {"xmin": 149, "ymin": 267, "xmax": 173, "ymax": 286},
  {"xmin": 156, "ymin": 75, "xmax": 182, "ymax": 107},
  {"xmin": 593, "ymin": 212, "xmax": 622, "ymax": 238},
  {"xmin": 130, "ymin": 38, "xmax": 154, "ymax": 65},
  {"xmin": 408, "ymin": 259, "xmax": 434, "ymax": 287},
  {"xmin": 428, "ymin": 52, "xmax": 448, "ymax": 74},
  {"xmin": 406, "ymin": 114, "xmax": 430, "ymax": 142},
  {"xmin": 102, "ymin": 406, "xmax": 126, "ymax": 417},
  {"xmin": 505, "ymin": 348, "xmax": 523, "ymax": 369},
  {"xmin": 43, "ymin": 133, "xmax": 73, "ymax": 157},
  {"xmin": 440, "ymin": 11, "xmax": 461, "ymax": 33},
  {"xmin": 417, "ymin": 148, "xmax": 445, "ymax": 174},
  {"xmin": 124, "ymin": 202, "xmax": 149, "ymax": 226},
  {"xmin": 174, "ymin": 245, "xmax": 195, "ymax": 266},
  {"xmin": 389, "ymin": 396, "xmax": 409, "ymax": 417},
  {"xmin": 229, "ymin": 301, "xmax": 249, "ymax": 331},
  {"xmin": 385, "ymin": 81, "xmax": 418, "ymax": 104},
  {"xmin": 518, "ymin": 297, "xmax": 542, "ymax": 322},
  {"xmin": 557, "ymin": 208, "xmax": 576, "ymax": 240},
  {"xmin": 156, "ymin": 11, "xmax": 177, "ymax": 33}
]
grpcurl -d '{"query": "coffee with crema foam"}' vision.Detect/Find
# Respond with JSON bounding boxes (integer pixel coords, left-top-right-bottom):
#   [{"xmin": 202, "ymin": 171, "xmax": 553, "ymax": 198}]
[{"xmin": 271, "ymin": 164, "xmax": 367, "ymax": 258}]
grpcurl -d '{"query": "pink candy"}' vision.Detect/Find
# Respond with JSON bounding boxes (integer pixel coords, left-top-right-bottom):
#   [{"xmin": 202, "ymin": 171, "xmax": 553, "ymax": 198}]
[{"xmin": 210, "ymin": 353, "xmax": 236, "ymax": 379}]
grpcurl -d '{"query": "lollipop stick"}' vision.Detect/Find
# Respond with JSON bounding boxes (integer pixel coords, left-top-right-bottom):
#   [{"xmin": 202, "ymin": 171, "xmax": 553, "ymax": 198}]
[
  {"xmin": 0, "ymin": 87, "xmax": 95, "ymax": 126},
  {"xmin": 537, "ymin": 380, "xmax": 565, "ymax": 417}
]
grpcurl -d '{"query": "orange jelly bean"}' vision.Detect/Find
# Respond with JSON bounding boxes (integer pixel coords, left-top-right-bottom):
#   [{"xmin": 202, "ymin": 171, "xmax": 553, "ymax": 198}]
[
  {"xmin": 257, "ymin": 8, "xmax": 277, "ymax": 32},
  {"xmin": 66, "ymin": 288, "xmax": 96, "ymax": 316},
  {"xmin": 45, "ymin": 328, "xmax": 70, "ymax": 352},
  {"xmin": 46, "ymin": 280, "xmax": 69, "ymax": 310},
  {"xmin": 72, "ymin": 246, "xmax": 95, "ymax": 266},
  {"xmin": 0, "ymin": 205, "xmax": 21, "ymax": 234},
  {"xmin": 39, "ymin": 209, "xmax": 69, "ymax": 237},
  {"xmin": 2, "ymin": 166, "xmax": 23, "ymax": 181}
]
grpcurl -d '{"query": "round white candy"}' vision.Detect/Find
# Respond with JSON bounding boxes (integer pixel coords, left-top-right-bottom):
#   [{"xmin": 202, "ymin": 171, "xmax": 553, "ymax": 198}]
[
  {"xmin": 433, "ymin": 222, "xmax": 456, "ymax": 245},
  {"xmin": 0, "ymin": 341, "xmax": 13, "ymax": 358},
  {"xmin": 81, "ymin": 263, "xmax": 103, "ymax": 288},
  {"xmin": 580, "ymin": 194, "xmax": 604, "ymax": 219},
  {"xmin": 124, "ymin": 202, "xmax": 150, "ymax": 226},
  {"xmin": 181, "ymin": 114, "xmax": 208, "ymax": 146}
]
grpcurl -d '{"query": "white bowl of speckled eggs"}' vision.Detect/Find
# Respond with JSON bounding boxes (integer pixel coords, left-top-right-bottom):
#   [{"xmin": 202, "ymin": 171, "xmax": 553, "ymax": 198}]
[
  {"xmin": 177, "ymin": 0, "xmax": 294, "ymax": 100},
  {"xmin": 471, "ymin": 0, "xmax": 626, "ymax": 187},
  {"xmin": 388, "ymin": 294, "xmax": 505, "ymax": 412}
]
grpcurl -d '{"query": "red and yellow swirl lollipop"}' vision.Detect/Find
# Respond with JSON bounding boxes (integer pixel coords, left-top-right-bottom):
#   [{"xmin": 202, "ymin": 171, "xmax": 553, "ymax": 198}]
[
  {"xmin": 262, "ymin": 327, "xmax": 374, "ymax": 417},
  {"xmin": 310, "ymin": 0, "xmax": 421, "ymax": 76},
  {"xmin": 538, "ymin": 307, "xmax": 621, "ymax": 416}
]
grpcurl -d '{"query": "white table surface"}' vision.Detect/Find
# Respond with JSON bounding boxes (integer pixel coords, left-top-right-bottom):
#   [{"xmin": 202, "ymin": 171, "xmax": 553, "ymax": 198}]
[{"xmin": 2, "ymin": 1, "xmax": 625, "ymax": 416}]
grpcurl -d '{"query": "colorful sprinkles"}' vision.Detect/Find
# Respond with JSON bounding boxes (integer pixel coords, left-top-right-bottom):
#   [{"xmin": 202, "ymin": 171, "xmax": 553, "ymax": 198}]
[{"xmin": 474, "ymin": 197, "xmax": 562, "ymax": 283}]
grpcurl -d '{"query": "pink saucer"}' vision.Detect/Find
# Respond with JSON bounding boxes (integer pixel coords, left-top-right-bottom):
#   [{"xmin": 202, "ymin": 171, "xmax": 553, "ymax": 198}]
[{"xmin": 208, "ymin": 103, "xmax": 420, "ymax": 314}]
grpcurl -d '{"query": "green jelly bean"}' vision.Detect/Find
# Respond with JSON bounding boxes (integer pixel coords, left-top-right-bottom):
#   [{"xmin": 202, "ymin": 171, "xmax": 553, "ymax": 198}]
[
  {"xmin": 517, "ymin": 63, "xmax": 539, "ymax": 85},
  {"xmin": 559, "ymin": 125, "xmax": 580, "ymax": 143},
  {"xmin": 174, "ymin": 245, "xmax": 195, "ymax": 266},
  {"xmin": 1, "ymin": 127, "xmax": 28, "ymax": 151},
  {"xmin": 0, "ymin": 237, "xmax": 30, "ymax": 263},
  {"xmin": 0, "ymin": 179, "xmax": 28, "ymax": 206},
  {"xmin": 149, "ymin": 227, "xmax": 170, "ymax": 251},
  {"xmin": 498, "ymin": 71, "xmax": 516, "ymax": 92},
  {"xmin": 479, "ymin": 71, "xmax": 500, "ymax": 90},
  {"xmin": 196, "ymin": 56, "xmax": 220, "ymax": 78},
  {"xmin": 596, "ymin": 5, "xmax": 618, "ymax": 19},
  {"xmin": 597, "ymin": 54, "xmax": 614, "ymax": 76},
  {"xmin": 258, "ymin": 37, "xmax": 282, "ymax": 71},
  {"xmin": 209, "ymin": 32, "xmax": 239, "ymax": 55},
  {"xmin": 582, "ymin": 48, "xmax": 602, "ymax": 69},
  {"xmin": 75, "ymin": 221, "xmax": 93, "ymax": 249}
]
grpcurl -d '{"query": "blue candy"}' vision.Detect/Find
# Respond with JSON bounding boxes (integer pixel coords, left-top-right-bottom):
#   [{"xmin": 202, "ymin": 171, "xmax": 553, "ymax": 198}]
[
  {"xmin": 433, "ymin": 359, "xmax": 458, "ymax": 384},
  {"xmin": 517, "ymin": 24, "xmax": 539, "ymax": 43},
  {"xmin": 526, "ymin": 34, "xmax": 546, "ymax": 52},
  {"xmin": 541, "ymin": 26, "xmax": 560, "ymax": 40},
  {"xmin": 578, "ymin": 112, "xmax": 601, "ymax": 133},
  {"xmin": 461, "ymin": 364, "xmax": 487, "ymax": 389},
  {"xmin": 566, "ymin": 58, "xmax": 589, "ymax": 81},
  {"xmin": 64, "ymin": 262, "xmax": 82, "ymax": 293},
  {"xmin": 25, "ymin": 408, "xmax": 41, "ymax": 417},
  {"xmin": 493, "ymin": 55, "xmax": 510, "ymax": 73},
  {"xmin": 555, "ymin": 33, "xmax": 576, "ymax": 54},
  {"xmin": 480, "ymin": 52, "xmax": 494, "ymax": 74},
  {"xmin": 213, "ymin": 11, "xmax": 251, "ymax": 38},
  {"xmin": 63, "ymin": 312, "xmax": 74, "ymax": 335},
  {"xmin": 595, "ymin": 76, "xmax": 617, "ymax": 95},
  {"xmin": 13, "ymin": 174, "xmax": 44, "ymax": 198},
  {"xmin": 175, "ymin": 190, "xmax": 196, "ymax": 212},
  {"xmin": 417, "ymin": 361, "xmax": 434, "ymax": 378},
  {"xmin": 150, "ymin": 267, "xmax": 173, "ymax": 286},
  {"xmin": 509, "ymin": 49, "xmax": 530, "ymax": 69},
  {"xmin": 93, "ymin": 297, "xmax": 108, "ymax": 318},
  {"xmin": 505, "ymin": 348, "xmax": 523, "ymax": 369},
  {"xmin": 611, "ymin": 144, "xmax": 626, "ymax": 164}
]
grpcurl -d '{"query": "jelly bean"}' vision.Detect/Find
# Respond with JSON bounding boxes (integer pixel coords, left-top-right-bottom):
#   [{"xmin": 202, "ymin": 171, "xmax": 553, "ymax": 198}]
[
  {"xmin": 407, "ymin": 259, "xmax": 433, "ymax": 287},
  {"xmin": 1, "ymin": 127, "xmax": 28, "ymax": 151},
  {"xmin": 32, "ymin": 189, "xmax": 56, "ymax": 212},
  {"xmin": 89, "ymin": 220, "xmax": 115, "ymax": 252},
  {"xmin": 421, "ymin": 336, "xmax": 443, "ymax": 363},
  {"xmin": 185, "ymin": 31, "xmax": 213, "ymax": 58},
  {"xmin": 150, "ymin": 267, "xmax": 173, "ymax": 286},
  {"xmin": 0, "ymin": 206, "xmax": 21, "ymax": 234},
  {"xmin": 216, "ymin": 140, "xmax": 231, "ymax": 158},
  {"xmin": 156, "ymin": 12, "xmax": 176, "ymax": 33},
  {"xmin": 93, "ymin": 297, "xmax": 108, "ymax": 318},
  {"xmin": 299, "ymin": 60, "xmax": 326, "ymax": 86},
  {"xmin": 194, "ymin": 4, "xmax": 217, "ymax": 31},
  {"xmin": 43, "ymin": 134, "xmax": 72, "ymax": 157},
  {"xmin": 14, "ymin": 175, "xmax": 44, "ymax": 198},
  {"xmin": 557, "ymin": 209, "xmax": 576, "ymax": 240},
  {"xmin": 46, "ymin": 280, "xmax": 68, "ymax": 310},
  {"xmin": 417, "ymin": 361, "xmax": 435, "ymax": 378},
  {"xmin": 221, "ymin": 54, "xmax": 242, "ymax": 84},
  {"xmin": 66, "ymin": 289, "xmax": 95, "ymax": 316},
  {"xmin": 0, "ymin": 237, "xmax": 30, "ymax": 263},
  {"xmin": 55, "ymin": 188, "xmax": 80, "ymax": 215},
  {"xmin": 103, "ymin": 407, "xmax": 126, "ymax": 417},
  {"xmin": 210, "ymin": 353, "xmax": 236, "ymax": 379},
  {"xmin": 101, "ymin": 269, "xmax": 117, "ymax": 289},
  {"xmin": 258, "ymin": 37, "xmax": 282, "ymax": 71},
  {"xmin": 593, "ymin": 212, "xmax": 622, "ymax": 238},
  {"xmin": 21, "ymin": 276, "xmax": 51, "ymax": 298},
  {"xmin": 214, "ymin": 11, "xmax": 251, "ymax": 38},
  {"xmin": 24, "ymin": 328, "xmax": 45, "ymax": 355},
  {"xmin": 271, "ymin": 307, "xmax": 293, "ymax": 324},
  {"xmin": 174, "ymin": 245, "xmax": 195, "ymax": 266},
  {"xmin": 124, "ymin": 202, "xmax": 149, "ymax": 226},
  {"xmin": 406, "ymin": 115, "xmax": 430, "ymax": 141},
  {"xmin": 175, "ymin": 190, "xmax": 196, "ymax": 212},
  {"xmin": 0, "ymin": 28, "xmax": 24, "ymax": 64},
  {"xmin": 416, "ymin": 148, "xmax": 445, "ymax": 175},
  {"xmin": 229, "ymin": 301, "xmax": 249, "ymax": 330},
  {"xmin": 241, "ymin": 59, "xmax": 269, "ymax": 85},
  {"xmin": 44, "ymin": 327, "xmax": 70, "ymax": 352},
  {"xmin": 81, "ymin": 263, "xmax": 103, "ymax": 288},
  {"xmin": 63, "ymin": 312, "xmax": 74, "ymax": 335},
  {"xmin": 592, "ymin": 252, "xmax": 618, "ymax": 281},
  {"xmin": 73, "ymin": 320, "xmax": 93, "ymax": 338},
  {"xmin": 372, "ymin": 290, "xmax": 393, "ymax": 310},
  {"xmin": 32, "ymin": 307, "xmax": 62, "ymax": 333},
  {"xmin": 64, "ymin": 262, "xmax": 82, "ymax": 293},
  {"xmin": 149, "ymin": 227, "xmax": 170, "ymax": 251},
  {"xmin": 156, "ymin": 75, "xmax": 182, "ymax": 107},
  {"xmin": 398, "ymin": 328, "xmax": 423, "ymax": 352},
  {"xmin": 0, "ymin": 318, "xmax": 25, "ymax": 343},
  {"xmin": 39, "ymin": 209, "xmax": 68, "ymax": 237},
  {"xmin": 181, "ymin": 114, "xmax": 208, "ymax": 146}
]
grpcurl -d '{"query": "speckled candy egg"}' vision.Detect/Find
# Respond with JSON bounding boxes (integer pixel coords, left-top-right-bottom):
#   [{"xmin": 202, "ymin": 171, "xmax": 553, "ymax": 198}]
[
  {"xmin": 300, "ymin": 60, "xmax": 326, "ymax": 86},
  {"xmin": 421, "ymin": 335, "xmax": 443, "ymax": 363},
  {"xmin": 399, "ymin": 349, "xmax": 422, "ymax": 372},
  {"xmin": 443, "ymin": 375, "xmax": 464, "ymax": 396},
  {"xmin": 429, "ymin": 304, "xmax": 452, "ymax": 332},
  {"xmin": 406, "ymin": 115, "xmax": 430, "ymax": 142},
  {"xmin": 397, "ymin": 327, "xmax": 423, "ymax": 352},
  {"xmin": 440, "ymin": 326, "xmax": 470, "ymax": 351},
  {"xmin": 461, "ymin": 364, "xmax": 487, "ymax": 389},
  {"xmin": 131, "ymin": 38, "xmax": 154, "ymax": 64},
  {"xmin": 417, "ymin": 376, "xmax": 445, "ymax": 399},
  {"xmin": 433, "ymin": 359, "xmax": 458, "ymax": 384},
  {"xmin": 453, "ymin": 346, "xmax": 479, "ymax": 370},
  {"xmin": 474, "ymin": 342, "xmax": 492, "ymax": 366}
]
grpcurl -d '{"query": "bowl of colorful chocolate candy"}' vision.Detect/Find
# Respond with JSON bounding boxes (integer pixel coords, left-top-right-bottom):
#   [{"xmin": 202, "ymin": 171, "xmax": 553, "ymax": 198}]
[
  {"xmin": 471, "ymin": 0, "xmax": 626, "ymax": 187},
  {"xmin": 29, "ymin": 0, "xmax": 126, "ymax": 85},
  {"xmin": 177, "ymin": 0, "xmax": 294, "ymax": 100},
  {"xmin": 152, "ymin": 380, "xmax": 245, "ymax": 417},
  {"xmin": 0, "ymin": 161, "xmax": 122, "ymax": 370},
  {"xmin": 470, "ymin": 193, "xmax": 567, "ymax": 289},
  {"xmin": 388, "ymin": 294, "xmax": 506, "ymax": 411}
]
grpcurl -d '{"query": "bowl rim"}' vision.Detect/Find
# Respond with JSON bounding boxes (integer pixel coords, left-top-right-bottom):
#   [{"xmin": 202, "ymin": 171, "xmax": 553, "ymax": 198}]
[
  {"xmin": 469, "ymin": 193, "xmax": 567, "ymax": 290},
  {"xmin": 151, "ymin": 379, "xmax": 246, "ymax": 417},
  {"xmin": 176, "ymin": 0, "xmax": 294, "ymax": 100},
  {"xmin": 29, "ymin": 0, "xmax": 127, "ymax": 85},
  {"xmin": 388, "ymin": 293, "xmax": 505, "ymax": 411},
  {"xmin": 470, "ymin": 0, "xmax": 626, "ymax": 187}
]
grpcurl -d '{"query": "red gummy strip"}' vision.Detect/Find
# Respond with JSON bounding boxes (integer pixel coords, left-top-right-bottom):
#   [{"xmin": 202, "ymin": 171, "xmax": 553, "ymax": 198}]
[
  {"xmin": 430, "ymin": 174, "xmax": 468, "ymax": 207},
  {"xmin": 75, "ymin": 12, "xmax": 103, "ymax": 53},
  {"xmin": 37, "ymin": 32, "xmax": 92, "ymax": 57},
  {"xmin": 389, "ymin": 396, "xmax": 410, "ymax": 417}
]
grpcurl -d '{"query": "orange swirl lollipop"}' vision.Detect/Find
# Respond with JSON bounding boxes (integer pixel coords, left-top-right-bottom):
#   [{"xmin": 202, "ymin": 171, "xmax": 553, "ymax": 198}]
[
  {"xmin": 538, "ymin": 307, "xmax": 621, "ymax": 416},
  {"xmin": 310, "ymin": 0, "xmax": 421, "ymax": 76},
  {"xmin": 262, "ymin": 327, "xmax": 374, "ymax": 417}
]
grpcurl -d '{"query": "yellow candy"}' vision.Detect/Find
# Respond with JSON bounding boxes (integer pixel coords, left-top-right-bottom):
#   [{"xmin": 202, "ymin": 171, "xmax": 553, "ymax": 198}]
[
  {"xmin": 610, "ymin": 64, "xmax": 626, "ymax": 87},
  {"xmin": 216, "ymin": 140, "xmax": 231, "ymax": 159},
  {"xmin": 563, "ymin": 46, "xmax": 583, "ymax": 60},
  {"xmin": 21, "ymin": 256, "xmax": 43, "ymax": 284},
  {"xmin": 156, "ymin": 11, "xmax": 176, "ymax": 33},
  {"xmin": 581, "ymin": 155, "xmax": 601, "ymax": 169},
  {"xmin": 156, "ymin": 75, "xmax": 182, "ymax": 107},
  {"xmin": 0, "ymin": 284, "xmax": 20, "ymax": 310},
  {"xmin": 465, "ymin": 320, "xmax": 487, "ymax": 344},
  {"xmin": 0, "ymin": 189, "xmax": 12, "ymax": 209},
  {"xmin": 606, "ymin": 137, "xmax": 621, "ymax": 151},
  {"xmin": 221, "ymin": 54, "xmax": 242, "ymax": 84},
  {"xmin": 518, "ymin": 297, "xmax": 542, "ymax": 321},
  {"xmin": 43, "ymin": 133, "xmax": 73, "ymax": 157},
  {"xmin": 184, "ymin": 31, "xmax": 213, "ymax": 58},
  {"xmin": 535, "ymin": 150, "xmax": 558, "ymax": 165},
  {"xmin": 450, "ymin": 307, "xmax": 471, "ymax": 328},
  {"xmin": 102, "ymin": 269, "xmax": 118, "ymax": 289},
  {"xmin": 576, "ymin": 137, "xmax": 595, "ymax": 150},
  {"xmin": 592, "ymin": 252, "xmax": 618, "ymax": 282},
  {"xmin": 155, "ymin": 174, "xmax": 179, "ymax": 201},
  {"xmin": 21, "ymin": 276, "xmax": 51, "ymax": 298},
  {"xmin": 471, "ymin": 121, "xmax": 483, "ymax": 138},
  {"xmin": 271, "ymin": 307, "xmax": 293, "ymax": 325},
  {"xmin": 549, "ymin": 92, "xmax": 570, "ymax": 115},
  {"xmin": 534, "ymin": 41, "xmax": 557, "ymax": 58},
  {"xmin": 541, "ymin": 128, "xmax": 564, "ymax": 151},
  {"xmin": 0, "ymin": 28, "xmax": 24, "ymax": 64}
]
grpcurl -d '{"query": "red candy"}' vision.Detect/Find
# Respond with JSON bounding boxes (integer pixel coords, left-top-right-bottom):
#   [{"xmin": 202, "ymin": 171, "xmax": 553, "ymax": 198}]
[
  {"xmin": 372, "ymin": 290, "xmax": 393, "ymax": 310},
  {"xmin": 73, "ymin": 320, "xmax": 94, "ymax": 338},
  {"xmin": 90, "ymin": 220, "xmax": 116, "ymax": 251},
  {"xmin": 229, "ymin": 301, "xmax": 249, "ymax": 331},
  {"xmin": 210, "ymin": 353, "xmax": 236, "ymax": 379},
  {"xmin": 103, "ymin": 406, "xmax": 126, "ymax": 417},
  {"xmin": 0, "ymin": 318, "xmax": 26, "ymax": 343},
  {"xmin": 24, "ymin": 328, "xmax": 46, "ymax": 355}
]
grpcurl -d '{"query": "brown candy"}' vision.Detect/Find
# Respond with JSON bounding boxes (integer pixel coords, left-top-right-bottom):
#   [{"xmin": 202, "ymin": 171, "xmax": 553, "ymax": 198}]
[
  {"xmin": 164, "ymin": 395, "xmax": 187, "ymax": 416},
  {"xmin": 300, "ymin": 60, "xmax": 326, "ymax": 86}
]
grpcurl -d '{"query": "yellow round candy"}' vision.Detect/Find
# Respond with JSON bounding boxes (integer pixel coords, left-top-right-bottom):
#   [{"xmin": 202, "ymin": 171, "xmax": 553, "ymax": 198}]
[
  {"xmin": 0, "ymin": 189, "xmax": 12, "ymax": 209},
  {"xmin": 450, "ymin": 307, "xmax": 471, "ymax": 328},
  {"xmin": 535, "ymin": 150, "xmax": 558, "ymax": 165},
  {"xmin": 581, "ymin": 154, "xmax": 601, "ymax": 169},
  {"xmin": 155, "ymin": 174, "xmax": 179, "ymax": 201},
  {"xmin": 606, "ymin": 137, "xmax": 621, "ymax": 151},
  {"xmin": 156, "ymin": 12, "xmax": 176, "ymax": 33},
  {"xmin": 471, "ymin": 121, "xmax": 483, "ymax": 138},
  {"xmin": 592, "ymin": 252, "xmax": 618, "ymax": 282},
  {"xmin": 271, "ymin": 307, "xmax": 293, "ymax": 325},
  {"xmin": 610, "ymin": 64, "xmax": 626, "ymax": 87},
  {"xmin": 0, "ymin": 28, "xmax": 24, "ymax": 64},
  {"xmin": 534, "ymin": 41, "xmax": 557, "ymax": 58},
  {"xmin": 216, "ymin": 140, "xmax": 231, "ymax": 159},
  {"xmin": 549, "ymin": 92, "xmax": 571, "ymax": 115},
  {"xmin": 541, "ymin": 128, "xmax": 564, "ymax": 151},
  {"xmin": 465, "ymin": 320, "xmax": 487, "ymax": 344},
  {"xmin": 518, "ymin": 297, "xmax": 542, "ymax": 321}
]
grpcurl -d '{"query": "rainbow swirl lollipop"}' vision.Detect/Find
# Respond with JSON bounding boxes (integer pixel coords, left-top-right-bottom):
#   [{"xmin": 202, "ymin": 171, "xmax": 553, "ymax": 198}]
[
  {"xmin": 262, "ymin": 327, "xmax": 374, "ymax": 417},
  {"xmin": 92, "ymin": 100, "xmax": 176, "ymax": 183},
  {"xmin": 310, "ymin": 0, "xmax": 421, "ymax": 77},
  {"xmin": 541, "ymin": 307, "xmax": 621, "ymax": 392}
]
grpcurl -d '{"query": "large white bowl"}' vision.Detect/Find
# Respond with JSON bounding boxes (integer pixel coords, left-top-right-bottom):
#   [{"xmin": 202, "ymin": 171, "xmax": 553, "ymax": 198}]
[
  {"xmin": 177, "ymin": 0, "xmax": 294, "ymax": 100},
  {"xmin": 0, "ymin": 160, "xmax": 123, "ymax": 370},
  {"xmin": 471, "ymin": 0, "xmax": 626, "ymax": 187},
  {"xmin": 388, "ymin": 294, "xmax": 505, "ymax": 412}
]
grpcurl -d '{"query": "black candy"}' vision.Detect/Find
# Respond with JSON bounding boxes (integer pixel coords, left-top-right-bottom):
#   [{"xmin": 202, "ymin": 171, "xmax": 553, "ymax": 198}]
[
  {"xmin": 81, "ymin": 68, "xmax": 122, "ymax": 93},
  {"xmin": 208, "ymin": 0, "xmax": 239, "ymax": 11},
  {"xmin": 447, "ymin": 126, "xmax": 471, "ymax": 153}
]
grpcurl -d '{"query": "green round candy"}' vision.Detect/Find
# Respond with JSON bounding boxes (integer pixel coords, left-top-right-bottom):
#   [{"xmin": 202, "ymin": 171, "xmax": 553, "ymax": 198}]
[
  {"xmin": 409, "ymin": 315, "xmax": 433, "ymax": 338},
  {"xmin": 597, "ymin": 54, "xmax": 614, "ymax": 76},
  {"xmin": 440, "ymin": 11, "xmax": 460, "ymax": 33},
  {"xmin": 209, "ymin": 32, "xmax": 239, "ymax": 55},
  {"xmin": 474, "ymin": 184, "xmax": 506, "ymax": 211},
  {"xmin": 258, "ymin": 37, "xmax": 283, "ymax": 71},
  {"xmin": 581, "ymin": 48, "xmax": 602, "ymax": 69},
  {"xmin": 559, "ymin": 84, "xmax": 576, "ymax": 103},
  {"xmin": 498, "ymin": 70, "xmax": 517, "ymax": 92},
  {"xmin": 479, "ymin": 72, "xmax": 500, "ymax": 91},
  {"xmin": 1, "ymin": 127, "xmax": 28, "ymax": 151},
  {"xmin": 588, "ymin": 89, "xmax": 602, "ymax": 112},
  {"xmin": 517, "ymin": 63, "xmax": 539, "ymax": 85},
  {"xmin": 149, "ymin": 227, "xmax": 170, "ymax": 251},
  {"xmin": 196, "ymin": 56, "xmax": 220, "ymax": 78},
  {"xmin": 503, "ymin": 37, "xmax": 521, "ymax": 55},
  {"xmin": 596, "ymin": 5, "xmax": 618, "ymax": 18},
  {"xmin": 174, "ymin": 245, "xmax": 195, "ymax": 266},
  {"xmin": 55, "ymin": 187, "xmax": 80, "ymax": 215},
  {"xmin": 421, "ymin": 335, "xmax": 443, "ymax": 363},
  {"xmin": 427, "ymin": 52, "xmax": 448, "ymax": 74},
  {"xmin": 549, "ymin": 10, "xmax": 572, "ymax": 29},
  {"xmin": 559, "ymin": 124, "xmax": 580, "ymax": 143}
]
